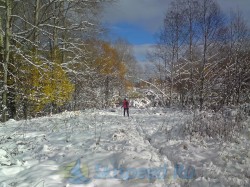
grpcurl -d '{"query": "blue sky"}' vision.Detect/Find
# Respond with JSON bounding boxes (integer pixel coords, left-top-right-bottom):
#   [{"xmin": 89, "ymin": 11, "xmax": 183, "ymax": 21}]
[
  {"xmin": 108, "ymin": 22, "xmax": 155, "ymax": 45},
  {"xmin": 105, "ymin": 22, "xmax": 157, "ymax": 62},
  {"xmin": 102, "ymin": 0, "xmax": 250, "ymax": 64}
]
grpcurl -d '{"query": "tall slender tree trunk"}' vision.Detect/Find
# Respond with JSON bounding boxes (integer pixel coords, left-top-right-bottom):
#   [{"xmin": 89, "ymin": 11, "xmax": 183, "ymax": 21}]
[
  {"xmin": 0, "ymin": 17, "xmax": 3, "ymax": 50},
  {"xmin": 199, "ymin": 40, "xmax": 207, "ymax": 111},
  {"xmin": 33, "ymin": 0, "xmax": 40, "ymax": 56},
  {"xmin": 236, "ymin": 57, "xmax": 242, "ymax": 105},
  {"xmin": 2, "ymin": 0, "xmax": 11, "ymax": 122},
  {"xmin": 188, "ymin": 0, "xmax": 195, "ymax": 107},
  {"xmin": 105, "ymin": 76, "xmax": 109, "ymax": 107},
  {"xmin": 55, "ymin": 1, "xmax": 66, "ymax": 65},
  {"xmin": 0, "ymin": 17, "xmax": 3, "ymax": 118},
  {"xmin": 199, "ymin": 1, "xmax": 208, "ymax": 112},
  {"xmin": 0, "ymin": 17, "xmax": 3, "ymax": 66},
  {"xmin": 53, "ymin": 1, "xmax": 59, "ymax": 49},
  {"xmin": 169, "ymin": 49, "xmax": 174, "ymax": 107}
]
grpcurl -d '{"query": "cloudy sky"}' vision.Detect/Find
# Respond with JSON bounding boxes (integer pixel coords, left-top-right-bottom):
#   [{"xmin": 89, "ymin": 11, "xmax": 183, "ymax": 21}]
[{"xmin": 102, "ymin": 0, "xmax": 250, "ymax": 63}]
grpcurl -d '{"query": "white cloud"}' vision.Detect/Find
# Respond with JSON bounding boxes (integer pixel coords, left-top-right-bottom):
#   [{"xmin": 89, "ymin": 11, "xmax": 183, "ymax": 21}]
[
  {"xmin": 102, "ymin": 0, "xmax": 172, "ymax": 32},
  {"xmin": 217, "ymin": 0, "xmax": 250, "ymax": 26},
  {"xmin": 133, "ymin": 44, "xmax": 155, "ymax": 63},
  {"xmin": 102, "ymin": 0, "xmax": 250, "ymax": 33},
  {"xmin": 102, "ymin": 0, "xmax": 250, "ymax": 64}
]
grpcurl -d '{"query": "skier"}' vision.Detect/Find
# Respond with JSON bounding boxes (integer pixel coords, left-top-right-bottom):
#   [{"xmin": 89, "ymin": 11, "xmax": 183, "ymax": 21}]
[{"xmin": 122, "ymin": 98, "xmax": 129, "ymax": 117}]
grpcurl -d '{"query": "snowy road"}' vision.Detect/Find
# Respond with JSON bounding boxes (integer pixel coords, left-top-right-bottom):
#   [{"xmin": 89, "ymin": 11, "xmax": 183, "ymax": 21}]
[{"xmin": 0, "ymin": 108, "xmax": 249, "ymax": 187}]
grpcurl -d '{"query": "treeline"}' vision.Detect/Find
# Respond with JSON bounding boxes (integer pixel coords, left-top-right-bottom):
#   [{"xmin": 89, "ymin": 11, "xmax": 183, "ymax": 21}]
[
  {"xmin": 149, "ymin": 0, "xmax": 250, "ymax": 111},
  {"xmin": 0, "ymin": 0, "xmax": 138, "ymax": 122}
]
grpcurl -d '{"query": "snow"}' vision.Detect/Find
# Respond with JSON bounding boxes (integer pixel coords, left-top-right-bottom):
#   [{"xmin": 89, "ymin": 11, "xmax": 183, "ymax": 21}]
[{"xmin": 0, "ymin": 108, "xmax": 249, "ymax": 186}]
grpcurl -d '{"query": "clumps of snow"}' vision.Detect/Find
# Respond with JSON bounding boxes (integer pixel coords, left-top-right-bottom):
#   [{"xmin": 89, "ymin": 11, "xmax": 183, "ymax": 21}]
[
  {"xmin": 109, "ymin": 109, "xmax": 116, "ymax": 112},
  {"xmin": 60, "ymin": 110, "xmax": 82, "ymax": 118},
  {"xmin": 148, "ymin": 108, "xmax": 250, "ymax": 187},
  {"xmin": 191, "ymin": 177, "xmax": 210, "ymax": 187},
  {"xmin": 38, "ymin": 144, "xmax": 51, "ymax": 153},
  {"xmin": 130, "ymin": 97, "xmax": 151, "ymax": 108},
  {"xmin": 0, "ymin": 149, "xmax": 12, "ymax": 166},
  {"xmin": 129, "ymin": 89, "xmax": 166, "ymax": 108},
  {"xmin": 181, "ymin": 109, "xmax": 247, "ymax": 142},
  {"xmin": 0, "ymin": 107, "xmax": 249, "ymax": 186},
  {"xmin": 1, "ymin": 118, "xmax": 17, "ymax": 126},
  {"xmin": 112, "ymin": 129, "xmax": 126, "ymax": 141},
  {"xmin": 1, "ymin": 166, "xmax": 25, "ymax": 176},
  {"xmin": 0, "ymin": 148, "xmax": 23, "ymax": 167},
  {"xmin": 7, "ymin": 119, "xmax": 16, "ymax": 123},
  {"xmin": 222, "ymin": 106, "xmax": 248, "ymax": 122},
  {"xmin": 240, "ymin": 103, "xmax": 250, "ymax": 116},
  {"xmin": 246, "ymin": 168, "xmax": 250, "ymax": 178}
]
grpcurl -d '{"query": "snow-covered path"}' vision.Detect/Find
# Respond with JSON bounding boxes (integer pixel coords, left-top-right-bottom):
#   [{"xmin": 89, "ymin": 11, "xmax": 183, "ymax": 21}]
[{"xmin": 0, "ymin": 108, "xmax": 249, "ymax": 187}]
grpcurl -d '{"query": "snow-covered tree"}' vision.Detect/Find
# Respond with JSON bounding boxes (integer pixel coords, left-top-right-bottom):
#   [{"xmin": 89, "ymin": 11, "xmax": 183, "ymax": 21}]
[
  {"xmin": 148, "ymin": 0, "xmax": 250, "ymax": 111},
  {"xmin": 0, "ymin": 0, "xmax": 113, "ymax": 121}
]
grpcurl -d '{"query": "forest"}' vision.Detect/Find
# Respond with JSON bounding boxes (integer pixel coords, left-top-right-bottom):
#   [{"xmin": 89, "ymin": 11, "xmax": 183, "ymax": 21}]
[
  {"xmin": 0, "ymin": 1, "xmax": 250, "ymax": 186},
  {"xmin": 0, "ymin": 0, "xmax": 140, "ymax": 122},
  {"xmin": 0, "ymin": 0, "xmax": 250, "ymax": 122},
  {"xmin": 148, "ymin": 0, "xmax": 250, "ymax": 112}
]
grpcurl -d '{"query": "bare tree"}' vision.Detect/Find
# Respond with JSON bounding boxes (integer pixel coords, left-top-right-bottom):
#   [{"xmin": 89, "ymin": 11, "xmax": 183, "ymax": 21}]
[
  {"xmin": 196, "ymin": 0, "xmax": 225, "ymax": 111},
  {"xmin": 149, "ymin": 0, "xmax": 188, "ymax": 107},
  {"xmin": 113, "ymin": 38, "xmax": 139, "ymax": 96},
  {"xmin": 219, "ymin": 10, "xmax": 250, "ymax": 107},
  {"xmin": 148, "ymin": 0, "xmax": 242, "ymax": 111},
  {"xmin": 183, "ymin": 0, "xmax": 199, "ymax": 106},
  {"xmin": 1, "ymin": 0, "xmax": 11, "ymax": 122}
]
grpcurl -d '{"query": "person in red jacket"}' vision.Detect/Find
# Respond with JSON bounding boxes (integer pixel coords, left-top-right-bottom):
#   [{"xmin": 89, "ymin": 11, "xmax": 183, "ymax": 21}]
[{"xmin": 122, "ymin": 98, "xmax": 129, "ymax": 117}]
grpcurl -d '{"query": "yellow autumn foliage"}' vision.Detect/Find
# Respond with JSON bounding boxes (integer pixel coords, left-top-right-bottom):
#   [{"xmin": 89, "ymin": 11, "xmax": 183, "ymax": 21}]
[
  {"xmin": 18, "ymin": 48, "xmax": 74, "ymax": 113},
  {"xmin": 95, "ymin": 42, "xmax": 127, "ymax": 80}
]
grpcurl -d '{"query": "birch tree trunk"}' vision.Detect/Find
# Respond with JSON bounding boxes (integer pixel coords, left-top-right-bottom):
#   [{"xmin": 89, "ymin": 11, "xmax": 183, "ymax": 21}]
[
  {"xmin": 2, "ymin": 0, "xmax": 11, "ymax": 122},
  {"xmin": 33, "ymin": 0, "xmax": 40, "ymax": 56},
  {"xmin": 187, "ymin": 0, "xmax": 197, "ymax": 107},
  {"xmin": 0, "ymin": 17, "xmax": 3, "ymax": 50}
]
